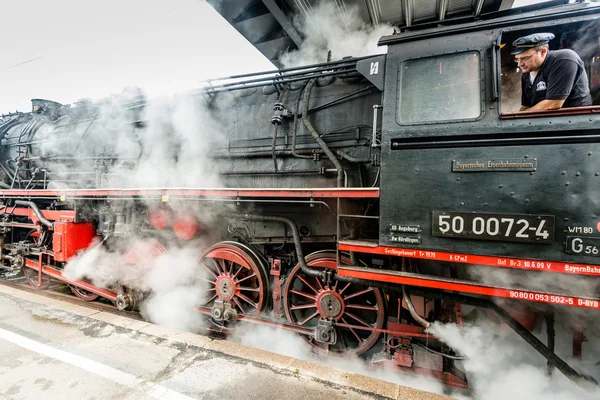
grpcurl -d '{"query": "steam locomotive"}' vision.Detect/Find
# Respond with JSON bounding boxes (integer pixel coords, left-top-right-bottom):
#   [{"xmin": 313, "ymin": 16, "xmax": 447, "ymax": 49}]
[{"xmin": 1, "ymin": 1, "xmax": 600, "ymax": 389}]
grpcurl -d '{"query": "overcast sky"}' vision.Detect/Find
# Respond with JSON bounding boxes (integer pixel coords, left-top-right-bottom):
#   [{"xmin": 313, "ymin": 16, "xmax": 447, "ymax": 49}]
[{"xmin": 1, "ymin": 0, "xmax": 551, "ymax": 114}]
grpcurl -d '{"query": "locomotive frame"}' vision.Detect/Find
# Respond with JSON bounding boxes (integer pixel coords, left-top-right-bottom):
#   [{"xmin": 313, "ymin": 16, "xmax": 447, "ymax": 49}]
[{"xmin": 1, "ymin": 0, "xmax": 600, "ymax": 390}]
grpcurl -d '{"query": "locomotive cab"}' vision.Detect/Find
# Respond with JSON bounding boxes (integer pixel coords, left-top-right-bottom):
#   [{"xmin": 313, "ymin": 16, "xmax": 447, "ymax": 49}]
[{"xmin": 367, "ymin": 1, "xmax": 600, "ymax": 307}]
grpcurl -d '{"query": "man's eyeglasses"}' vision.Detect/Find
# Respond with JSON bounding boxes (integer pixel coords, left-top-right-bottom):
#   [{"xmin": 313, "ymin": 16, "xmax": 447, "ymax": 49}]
[{"xmin": 514, "ymin": 49, "xmax": 540, "ymax": 64}]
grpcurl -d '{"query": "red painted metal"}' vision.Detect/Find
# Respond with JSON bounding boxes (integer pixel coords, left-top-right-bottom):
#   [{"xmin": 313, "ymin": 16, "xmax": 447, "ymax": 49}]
[
  {"xmin": 149, "ymin": 206, "xmax": 171, "ymax": 230},
  {"xmin": 24, "ymin": 258, "xmax": 117, "ymax": 301},
  {"xmin": 374, "ymin": 361, "xmax": 469, "ymax": 389},
  {"xmin": 199, "ymin": 242, "xmax": 268, "ymax": 330},
  {"xmin": 0, "ymin": 207, "xmax": 76, "ymax": 223},
  {"xmin": 0, "ymin": 188, "xmax": 379, "ymax": 199},
  {"xmin": 270, "ymin": 258, "xmax": 283, "ymax": 318},
  {"xmin": 337, "ymin": 266, "xmax": 600, "ymax": 310},
  {"xmin": 23, "ymin": 265, "xmax": 51, "ymax": 289},
  {"xmin": 173, "ymin": 213, "xmax": 199, "ymax": 240},
  {"xmin": 338, "ymin": 242, "xmax": 600, "ymax": 277},
  {"xmin": 69, "ymin": 285, "xmax": 100, "ymax": 301},
  {"xmin": 52, "ymin": 222, "xmax": 97, "ymax": 262},
  {"xmin": 121, "ymin": 238, "xmax": 166, "ymax": 285},
  {"xmin": 283, "ymin": 252, "xmax": 386, "ymax": 356}
]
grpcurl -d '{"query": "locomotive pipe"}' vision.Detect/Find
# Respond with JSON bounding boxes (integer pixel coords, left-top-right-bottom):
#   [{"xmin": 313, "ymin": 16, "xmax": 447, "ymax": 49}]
[
  {"xmin": 303, "ymin": 79, "xmax": 344, "ymax": 187},
  {"xmin": 402, "ymin": 285, "xmax": 431, "ymax": 329},
  {"xmin": 229, "ymin": 213, "xmax": 327, "ymax": 280},
  {"xmin": 291, "ymin": 84, "xmax": 312, "ymax": 160},
  {"xmin": 205, "ymin": 55, "xmax": 373, "ymax": 83},
  {"xmin": 14, "ymin": 200, "xmax": 53, "ymax": 228}
]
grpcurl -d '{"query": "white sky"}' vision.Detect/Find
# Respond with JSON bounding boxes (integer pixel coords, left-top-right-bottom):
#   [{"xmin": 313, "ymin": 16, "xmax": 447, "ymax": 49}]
[
  {"xmin": 0, "ymin": 0, "xmax": 274, "ymax": 113},
  {"xmin": 1, "ymin": 0, "xmax": 551, "ymax": 114}
]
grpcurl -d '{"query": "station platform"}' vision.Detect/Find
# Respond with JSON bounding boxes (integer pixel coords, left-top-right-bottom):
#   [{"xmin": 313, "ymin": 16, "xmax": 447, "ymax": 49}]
[{"xmin": 0, "ymin": 284, "xmax": 449, "ymax": 400}]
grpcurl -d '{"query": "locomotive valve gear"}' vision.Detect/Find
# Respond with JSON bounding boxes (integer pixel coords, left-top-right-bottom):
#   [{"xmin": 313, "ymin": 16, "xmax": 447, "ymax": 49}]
[
  {"xmin": 315, "ymin": 319, "xmax": 337, "ymax": 345},
  {"xmin": 513, "ymin": 32, "xmax": 592, "ymax": 111}
]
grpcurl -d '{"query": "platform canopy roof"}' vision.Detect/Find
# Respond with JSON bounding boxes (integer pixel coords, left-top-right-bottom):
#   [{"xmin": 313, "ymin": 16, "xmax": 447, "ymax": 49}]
[{"xmin": 207, "ymin": 0, "xmax": 522, "ymax": 66}]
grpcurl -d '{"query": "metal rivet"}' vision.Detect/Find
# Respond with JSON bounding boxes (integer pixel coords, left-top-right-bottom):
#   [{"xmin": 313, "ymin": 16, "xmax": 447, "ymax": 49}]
[
  {"xmin": 499, "ymin": 184, "xmax": 503, "ymax": 188},
  {"xmin": 576, "ymin": 172, "xmax": 581, "ymax": 176},
  {"xmin": 565, "ymin": 182, "xmax": 570, "ymax": 186},
  {"xmin": 525, "ymin": 199, "xmax": 529, "ymax": 203},
  {"xmin": 561, "ymin": 171, "xmax": 566, "ymax": 175},
  {"xmin": 510, "ymin": 192, "xmax": 515, "ymax": 196},
  {"xmin": 460, "ymin": 202, "xmax": 465, "ymax": 206}
]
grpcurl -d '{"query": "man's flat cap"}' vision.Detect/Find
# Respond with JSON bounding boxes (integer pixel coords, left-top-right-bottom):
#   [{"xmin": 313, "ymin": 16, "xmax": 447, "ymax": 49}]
[{"xmin": 511, "ymin": 33, "xmax": 555, "ymax": 55}]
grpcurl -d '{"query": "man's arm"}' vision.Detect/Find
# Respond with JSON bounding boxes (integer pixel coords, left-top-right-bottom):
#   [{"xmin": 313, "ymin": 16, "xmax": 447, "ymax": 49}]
[
  {"xmin": 545, "ymin": 55, "xmax": 579, "ymax": 106},
  {"xmin": 526, "ymin": 99, "xmax": 565, "ymax": 111}
]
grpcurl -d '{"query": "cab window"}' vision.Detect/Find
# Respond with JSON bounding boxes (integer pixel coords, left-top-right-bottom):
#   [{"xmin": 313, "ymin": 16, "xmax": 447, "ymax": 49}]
[
  {"xmin": 397, "ymin": 51, "xmax": 482, "ymax": 124},
  {"xmin": 499, "ymin": 20, "xmax": 600, "ymax": 116}
]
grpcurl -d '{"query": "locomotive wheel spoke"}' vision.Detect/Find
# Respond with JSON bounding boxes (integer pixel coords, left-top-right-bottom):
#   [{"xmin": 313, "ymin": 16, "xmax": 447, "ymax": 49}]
[
  {"xmin": 232, "ymin": 264, "xmax": 244, "ymax": 280},
  {"xmin": 198, "ymin": 276, "xmax": 216, "ymax": 285},
  {"xmin": 337, "ymin": 327, "xmax": 348, "ymax": 350},
  {"xmin": 344, "ymin": 287, "xmax": 373, "ymax": 301},
  {"xmin": 201, "ymin": 262, "xmax": 219, "ymax": 279},
  {"xmin": 345, "ymin": 312, "xmax": 372, "ymax": 328},
  {"xmin": 314, "ymin": 276, "xmax": 324, "ymax": 291},
  {"xmin": 233, "ymin": 298, "xmax": 246, "ymax": 315},
  {"xmin": 346, "ymin": 303, "xmax": 378, "ymax": 311},
  {"xmin": 227, "ymin": 260, "xmax": 234, "ymax": 275},
  {"xmin": 341, "ymin": 317, "xmax": 362, "ymax": 343},
  {"xmin": 235, "ymin": 272, "xmax": 256, "ymax": 285},
  {"xmin": 290, "ymin": 303, "xmax": 317, "ymax": 311},
  {"xmin": 299, "ymin": 311, "xmax": 319, "ymax": 326},
  {"xmin": 297, "ymin": 275, "xmax": 318, "ymax": 294},
  {"xmin": 338, "ymin": 282, "xmax": 351, "ymax": 295},
  {"xmin": 201, "ymin": 287, "xmax": 216, "ymax": 292},
  {"xmin": 203, "ymin": 293, "xmax": 218, "ymax": 305},
  {"xmin": 291, "ymin": 289, "xmax": 316, "ymax": 301},
  {"xmin": 237, "ymin": 293, "xmax": 258, "ymax": 309},
  {"xmin": 214, "ymin": 258, "xmax": 226, "ymax": 274}
]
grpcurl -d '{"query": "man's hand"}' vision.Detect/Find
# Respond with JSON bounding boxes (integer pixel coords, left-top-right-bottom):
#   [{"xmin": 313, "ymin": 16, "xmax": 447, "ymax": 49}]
[{"xmin": 526, "ymin": 99, "xmax": 565, "ymax": 111}]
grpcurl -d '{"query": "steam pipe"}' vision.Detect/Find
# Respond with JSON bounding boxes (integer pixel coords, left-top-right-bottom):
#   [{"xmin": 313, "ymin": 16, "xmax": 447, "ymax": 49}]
[
  {"xmin": 204, "ymin": 55, "xmax": 373, "ymax": 83},
  {"xmin": 271, "ymin": 125, "xmax": 279, "ymax": 170},
  {"xmin": 291, "ymin": 85, "xmax": 313, "ymax": 159},
  {"xmin": 336, "ymin": 150, "xmax": 370, "ymax": 164},
  {"xmin": 302, "ymin": 79, "xmax": 344, "ymax": 187},
  {"xmin": 229, "ymin": 213, "xmax": 327, "ymax": 280},
  {"xmin": 402, "ymin": 285, "xmax": 431, "ymax": 328},
  {"xmin": 205, "ymin": 64, "xmax": 358, "ymax": 91},
  {"xmin": 206, "ymin": 70, "xmax": 361, "ymax": 94},
  {"xmin": 14, "ymin": 200, "xmax": 53, "ymax": 228}
]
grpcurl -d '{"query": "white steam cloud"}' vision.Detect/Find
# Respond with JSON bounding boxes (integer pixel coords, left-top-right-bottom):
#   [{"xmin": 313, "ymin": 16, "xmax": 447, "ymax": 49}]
[
  {"xmin": 430, "ymin": 320, "xmax": 600, "ymax": 400},
  {"xmin": 280, "ymin": 2, "xmax": 392, "ymax": 67}
]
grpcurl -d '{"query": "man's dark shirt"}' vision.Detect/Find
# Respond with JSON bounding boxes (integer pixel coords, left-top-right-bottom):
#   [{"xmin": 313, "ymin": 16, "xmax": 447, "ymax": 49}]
[{"xmin": 521, "ymin": 49, "xmax": 592, "ymax": 108}]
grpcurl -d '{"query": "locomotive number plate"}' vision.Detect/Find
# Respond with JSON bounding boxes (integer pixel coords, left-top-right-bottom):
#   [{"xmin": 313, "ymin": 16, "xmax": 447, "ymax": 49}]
[
  {"xmin": 432, "ymin": 211, "xmax": 555, "ymax": 244},
  {"xmin": 566, "ymin": 236, "xmax": 600, "ymax": 257}
]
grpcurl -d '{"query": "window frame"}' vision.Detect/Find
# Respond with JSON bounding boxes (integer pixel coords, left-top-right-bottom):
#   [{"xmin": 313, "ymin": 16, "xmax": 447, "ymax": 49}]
[{"xmin": 395, "ymin": 50, "xmax": 486, "ymax": 126}]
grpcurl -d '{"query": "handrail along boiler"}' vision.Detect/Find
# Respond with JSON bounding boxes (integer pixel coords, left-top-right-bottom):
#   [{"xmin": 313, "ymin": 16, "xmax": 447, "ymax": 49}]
[{"xmin": 0, "ymin": 1, "xmax": 600, "ymax": 388}]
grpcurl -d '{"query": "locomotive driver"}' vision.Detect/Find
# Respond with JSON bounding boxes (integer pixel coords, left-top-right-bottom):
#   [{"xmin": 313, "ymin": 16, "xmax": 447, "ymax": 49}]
[{"xmin": 513, "ymin": 32, "xmax": 592, "ymax": 111}]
